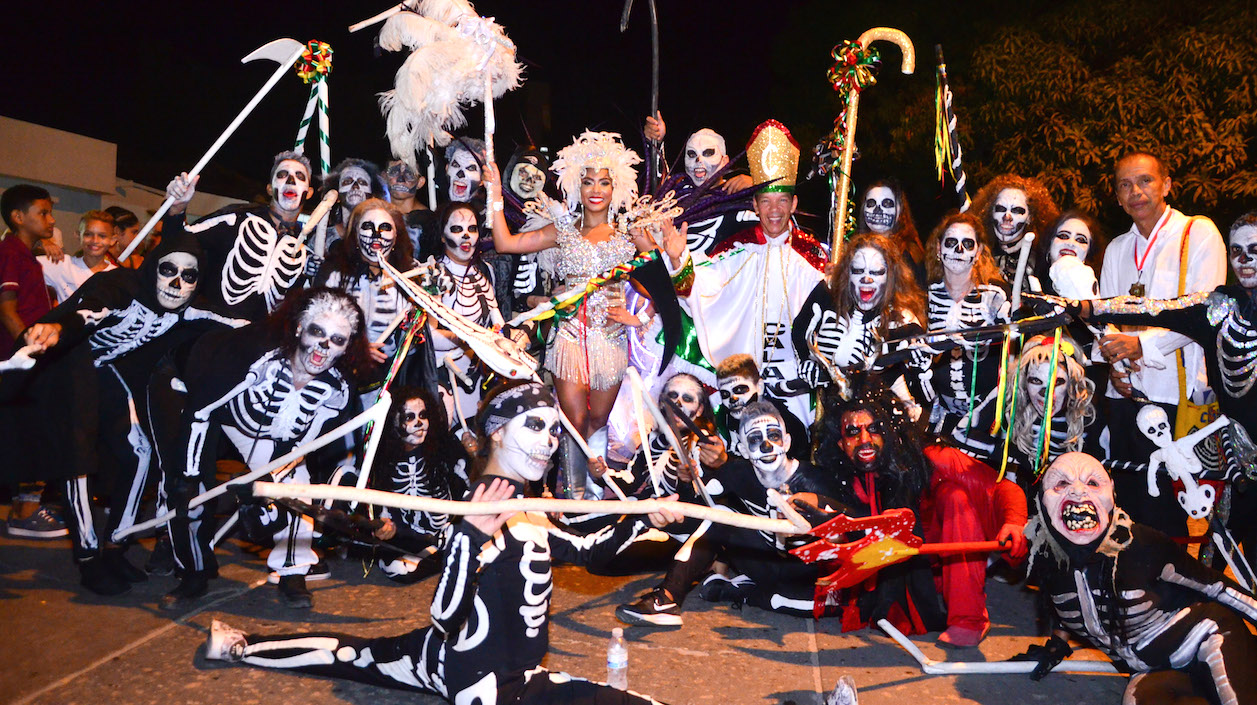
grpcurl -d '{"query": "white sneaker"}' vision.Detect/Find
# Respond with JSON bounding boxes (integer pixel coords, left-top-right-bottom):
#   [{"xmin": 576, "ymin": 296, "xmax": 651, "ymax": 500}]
[
  {"xmin": 267, "ymin": 558, "xmax": 330, "ymax": 584},
  {"xmin": 205, "ymin": 620, "xmax": 247, "ymax": 662}
]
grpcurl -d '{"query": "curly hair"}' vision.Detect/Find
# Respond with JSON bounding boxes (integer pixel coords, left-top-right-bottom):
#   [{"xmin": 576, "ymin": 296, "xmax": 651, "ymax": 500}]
[
  {"xmin": 855, "ymin": 178, "xmax": 924, "ymax": 268},
  {"xmin": 552, "ymin": 130, "xmax": 642, "ymax": 214},
  {"xmin": 1035, "ymin": 210, "xmax": 1107, "ymax": 290},
  {"xmin": 323, "ymin": 199, "xmax": 415, "ymax": 279},
  {"xmin": 380, "ymin": 385, "xmax": 460, "ymax": 468},
  {"xmin": 969, "ymin": 174, "xmax": 1060, "ymax": 257},
  {"xmin": 271, "ymin": 287, "xmax": 370, "ymax": 381},
  {"xmin": 1011, "ymin": 335, "xmax": 1095, "ymax": 458},
  {"xmin": 924, "ymin": 211, "xmax": 1005, "ymax": 287},
  {"xmin": 830, "ymin": 233, "xmax": 925, "ymax": 332},
  {"xmin": 813, "ymin": 377, "xmax": 932, "ymax": 509},
  {"xmin": 419, "ymin": 201, "xmax": 482, "ymax": 264}
]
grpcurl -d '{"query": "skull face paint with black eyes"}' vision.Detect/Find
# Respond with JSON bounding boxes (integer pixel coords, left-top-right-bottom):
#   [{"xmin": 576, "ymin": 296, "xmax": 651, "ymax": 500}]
[
  {"xmin": 1026, "ymin": 360, "xmax": 1068, "ymax": 417},
  {"xmin": 446, "ymin": 148, "xmax": 481, "ymax": 202},
  {"xmin": 357, "ymin": 208, "xmax": 396, "ymax": 265},
  {"xmin": 1229, "ymin": 225, "xmax": 1257, "ymax": 289},
  {"xmin": 737, "ymin": 411, "xmax": 793, "ymax": 488},
  {"xmin": 939, "ymin": 223, "xmax": 980, "ymax": 277},
  {"xmin": 397, "ymin": 397, "xmax": 429, "ymax": 448},
  {"xmin": 862, "ymin": 186, "xmax": 898, "ymax": 234},
  {"xmin": 1041, "ymin": 453, "xmax": 1114, "ymax": 545},
  {"xmin": 1050, "ymin": 217, "xmax": 1092, "ymax": 264},
  {"xmin": 339, "ymin": 166, "xmax": 372, "ymax": 211},
  {"xmin": 684, "ymin": 129, "xmax": 728, "ymax": 186},
  {"xmin": 849, "ymin": 246, "xmax": 888, "ymax": 311},
  {"xmin": 443, "ymin": 209, "xmax": 480, "ymax": 265},
  {"xmin": 509, "ymin": 161, "xmax": 546, "ymax": 201},
  {"xmin": 496, "ymin": 407, "xmax": 561, "ymax": 482},
  {"xmin": 662, "ymin": 375, "xmax": 704, "ymax": 421},
  {"xmin": 270, "ymin": 159, "xmax": 311, "ymax": 214},
  {"xmin": 293, "ymin": 308, "xmax": 353, "ymax": 380},
  {"xmin": 992, "ymin": 188, "xmax": 1030, "ymax": 249},
  {"xmin": 1137, "ymin": 405, "xmax": 1173, "ymax": 449},
  {"xmin": 718, "ymin": 374, "xmax": 761, "ymax": 420},
  {"xmin": 155, "ymin": 251, "xmax": 199, "ymax": 310}
]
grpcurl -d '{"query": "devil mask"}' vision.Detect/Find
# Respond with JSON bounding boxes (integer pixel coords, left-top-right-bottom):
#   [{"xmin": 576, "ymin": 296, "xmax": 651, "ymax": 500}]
[{"xmin": 1040, "ymin": 452, "xmax": 1114, "ymax": 546}]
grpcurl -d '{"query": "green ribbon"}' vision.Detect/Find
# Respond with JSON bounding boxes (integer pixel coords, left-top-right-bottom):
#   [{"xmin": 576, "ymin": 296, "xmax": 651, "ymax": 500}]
[{"xmin": 657, "ymin": 309, "xmax": 715, "ymax": 373}]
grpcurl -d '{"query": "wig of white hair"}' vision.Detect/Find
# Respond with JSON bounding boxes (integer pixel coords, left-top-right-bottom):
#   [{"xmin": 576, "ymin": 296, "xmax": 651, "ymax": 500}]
[
  {"xmin": 551, "ymin": 131, "xmax": 642, "ymax": 214},
  {"xmin": 299, "ymin": 290, "xmax": 362, "ymax": 337},
  {"xmin": 1011, "ymin": 336, "xmax": 1094, "ymax": 457}
]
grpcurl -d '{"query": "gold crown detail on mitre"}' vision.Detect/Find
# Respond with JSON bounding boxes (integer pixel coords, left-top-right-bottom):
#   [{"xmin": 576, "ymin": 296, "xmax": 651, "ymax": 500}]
[{"xmin": 746, "ymin": 119, "xmax": 800, "ymax": 193}]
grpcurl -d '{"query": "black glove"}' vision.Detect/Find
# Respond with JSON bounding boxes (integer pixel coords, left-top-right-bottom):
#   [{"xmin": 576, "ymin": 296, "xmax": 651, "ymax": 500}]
[
  {"xmin": 1022, "ymin": 293, "xmax": 1082, "ymax": 318},
  {"xmin": 1009, "ymin": 634, "xmax": 1073, "ymax": 680}
]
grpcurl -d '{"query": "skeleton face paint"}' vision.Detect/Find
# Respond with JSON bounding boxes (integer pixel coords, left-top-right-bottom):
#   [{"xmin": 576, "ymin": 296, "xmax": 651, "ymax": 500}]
[
  {"xmin": 939, "ymin": 223, "xmax": 979, "ymax": 277},
  {"xmin": 357, "ymin": 208, "xmax": 397, "ymax": 265},
  {"xmin": 446, "ymin": 149, "xmax": 481, "ymax": 202},
  {"xmin": 154, "ymin": 251, "xmax": 199, "ymax": 310},
  {"xmin": 496, "ymin": 407, "xmax": 561, "ymax": 482},
  {"xmin": 293, "ymin": 308, "xmax": 353, "ymax": 380},
  {"xmin": 398, "ymin": 397, "xmax": 429, "ymax": 448},
  {"xmin": 862, "ymin": 186, "xmax": 898, "ymax": 234},
  {"xmin": 339, "ymin": 166, "xmax": 372, "ymax": 210},
  {"xmin": 1137, "ymin": 405, "xmax": 1172, "ymax": 448},
  {"xmin": 992, "ymin": 188, "xmax": 1030, "ymax": 248},
  {"xmin": 384, "ymin": 161, "xmax": 419, "ymax": 199},
  {"xmin": 839, "ymin": 410, "xmax": 884, "ymax": 473},
  {"xmin": 270, "ymin": 159, "xmax": 311, "ymax": 213},
  {"xmin": 1049, "ymin": 217, "xmax": 1092, "ymax": 264},
  {"xmin": 1229, "ymin": 225, "xmax": 1257, "ymax": 288},
  {"xmin": 737, "ymin": 412, "xmax": 792, "ymax": 488},
  {"xmin": 718, "ymin": 374, "xmax": 761, "ymax": 420},
  {"xmin": 1041, "ymin": 454, "xmax": 1114, "ymax": 545},
  {"xmin": 849, "ymin": 247, "xmax": 888, "ymax": 311},
  {"xmin": 663, "ymin": 375, "xmax": 704, "ymax": 421},
  {"xmin": 443, "ymin": 208, "xmax": 480, "ymax": 264},
  {"xmin": 509, "ymin": 161, "xmax": 546, "ymax": 200},
  {"xmin": 684, "ymin": 130, "xmax": 727, "ymax": 186},
  {"xmin": 1026, "ymin": 360, "xmax": 1068, "ymax": 417}
]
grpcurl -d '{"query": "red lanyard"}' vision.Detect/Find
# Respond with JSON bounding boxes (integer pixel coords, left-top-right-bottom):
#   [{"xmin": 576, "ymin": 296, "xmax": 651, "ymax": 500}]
[{"xmin": 1132, "ymin": 209, "xmax": 1172, "ymax": 275}]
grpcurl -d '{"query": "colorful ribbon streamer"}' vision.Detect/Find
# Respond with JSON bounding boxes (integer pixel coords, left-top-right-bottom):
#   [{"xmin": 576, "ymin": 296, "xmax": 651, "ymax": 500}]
[
  {"xmin": 295, "ymin": 40, "xmax": 333, "ymax": 84},
  {"xmin": 294, "ymin": 40, "xmax": 332, "ymax": 177},
  {"xmin": 522, "ymin": 250, "xmax": 660, "ymax": 324},
  {"xmin": 934, "ymin": 49, "xmax": 971, "ymax": 213},
  {"xmin": 821, "ymin": 40, "xmax": 881, "ymax": 239}
]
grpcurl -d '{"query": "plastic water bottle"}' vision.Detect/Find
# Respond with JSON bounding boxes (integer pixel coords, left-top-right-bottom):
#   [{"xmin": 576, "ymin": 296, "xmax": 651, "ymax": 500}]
[{"xmin": 606, "ymin": 627, "xmax": 629, "ymax": 690}]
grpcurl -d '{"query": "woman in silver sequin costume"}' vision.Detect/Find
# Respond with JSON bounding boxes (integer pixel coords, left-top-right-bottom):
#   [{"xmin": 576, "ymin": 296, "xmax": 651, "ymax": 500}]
[{"xmin": 485, "ymin": 131, "xmax": 654, "ymax": 438}]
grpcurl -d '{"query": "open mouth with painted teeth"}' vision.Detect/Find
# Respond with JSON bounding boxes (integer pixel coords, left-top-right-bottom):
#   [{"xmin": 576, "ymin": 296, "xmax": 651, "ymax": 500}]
[
  {"xmin": 1239, "ymin": 266, "xmax": 1256, "ymax": 280},
  {"xmin": 1060, "ymin": 500, "xmax": 1099, "ymax": 532},
  {"xmin": 855, "ymin": 446, "xmax": 878, "ymax": 464},
  {"xmin": 452, "ymin": 182, "xmax": 470, "ymax": 197},
  {"xmin": 858, "ymin": 287, "xmax": 878, "ymax": 303},
  {"xmin": 1059, "ymin": 248, "xmax": 1077, "ymax": 258},
  {"xmin": 309, "ymin": 350, "xmax": 327, "ymax": 368},
  {"xmin": 867, "ymin": 214, "xmax": 894, "ymax": 227},
  {"xmin": 692, "ymin": 167, "xmax": 708, "ymax": 181}
]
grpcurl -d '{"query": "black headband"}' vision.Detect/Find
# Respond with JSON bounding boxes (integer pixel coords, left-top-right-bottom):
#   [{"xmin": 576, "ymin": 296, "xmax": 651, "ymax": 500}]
[{"xmin": 479, "ymin": 383, "xmax": 557, "ymax": 437}]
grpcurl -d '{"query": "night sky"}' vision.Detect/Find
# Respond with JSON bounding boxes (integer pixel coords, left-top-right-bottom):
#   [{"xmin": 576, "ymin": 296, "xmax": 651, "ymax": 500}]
[{"xmin": 2, "ymin": 1, "xmax": 1018, "ymax": 219}]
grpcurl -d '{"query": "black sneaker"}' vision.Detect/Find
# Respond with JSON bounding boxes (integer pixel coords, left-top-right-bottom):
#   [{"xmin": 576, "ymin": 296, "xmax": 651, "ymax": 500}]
[
  {"xmin": 7, "ymin": 506, "xmax": 69, "ymax": 538},
  {"xmin": 79, "ymin": 556, "xmax": 132, "ymax": 596},
  {"xmin": 277, "ymin": 575, "xmax": 313, "ymax": 609},
  {"xmin": 104, "ymin": 547, "xmax": 148, "ymax": 583},
  {"xmin": 696, "ymin": 572, "xmax": 755, "ymax": 603},
  {"xmin": 615, "ymin": 588, "xmax": 682, "ymax": 626},
  {"xmin": 145, "ymin": 534, "xmax": 176, "ymax": 576}
]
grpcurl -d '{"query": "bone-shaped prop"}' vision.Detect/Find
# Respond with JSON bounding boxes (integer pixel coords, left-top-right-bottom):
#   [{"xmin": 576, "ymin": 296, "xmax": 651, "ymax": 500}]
[
  {"xmin": 0, "ymin": 344, "xmax": 40, "ymax": 373},
  {"xmin": 877, "ymin": 619, "xmax": 1118, "ymax": 676}
]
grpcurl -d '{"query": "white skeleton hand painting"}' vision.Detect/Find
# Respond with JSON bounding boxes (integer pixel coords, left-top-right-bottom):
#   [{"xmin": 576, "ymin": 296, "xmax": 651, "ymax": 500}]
[{"xmin": 1137, "ymin": 405, "xmax": 1230, "ymax": 519}]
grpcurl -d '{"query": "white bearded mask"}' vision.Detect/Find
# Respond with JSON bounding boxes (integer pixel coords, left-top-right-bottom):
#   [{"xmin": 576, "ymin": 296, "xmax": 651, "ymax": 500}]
[
  {"xmin": 1050, "ymin": 218, "xmax": 1092, "ymax": 264},
  {"xmin": 849, "ymin": 246, "xmax": 889, "ymax": 311},
  {"xmin": 684, "ymin": 129, "xmax": 728, "ymax": 186},
  {"xmin": 862, "ymin": 186, "xmax": 898, "ymax": 234},
  {"xmin": 443, "ymin": 208, "xmax": 480, "ymax": 264},
  {"xmin": 718, "ymin": 374, "xmax": 761, "ymax": 420},
  {"xmin": 339, "ymin": 166, "xmax": 372, "ymax": 211},
  {"xmin": 270, "ymin": 159, "xmax": 311, "ymax": 214},
  {"xmin": 509, "ymin": 160, "xmax": 546, "ymax": 201},
  {"xmin": 446, "ymin": 148, "xmax": 482, "ymax": 202},
  {"xmin": 293, "ymin": 303, "xmax": 354, "ymax": 380},
  {"xmin": 1041, "ymin": 453, "xmax": 1115, "ymax": 545},
  {"xmin": 496, "ymin": 407, "xmax": 561, "ymax": 482},
  {"xmin": 992, "ymin": 188, "xmax": 1030, "ymax": 249},
  {"xmin": 736, "ymin": 411, "xmax": 793, "ymax": 488},
  {"xmin": 357, "ymin": 208, "xmax": 397, "ymax": 265},
  {"xmin": 940, "ymin": 224, "xmax": 979, "ymax": 276},
  {"xmin": 1137, "ymin": 405, "xmax": 1172, "ymax": 448},
  {"xmin": 397, "ymin": 397, "xmax": 429, "ymax": 448},
  {"xmin": 1025, "ymin": 359, "xmax": 1068, "ymax": 417},
  {"xmin": 1229, "ymin": 225, "xmax": 1257, "ymax": 289},
  {"xmin": 662, "ymin": 375, "xmax": 704, "ymax": 421},
  {"xmin": 154, "ymin": 251, "xmax": 199, "ymax": 310}
]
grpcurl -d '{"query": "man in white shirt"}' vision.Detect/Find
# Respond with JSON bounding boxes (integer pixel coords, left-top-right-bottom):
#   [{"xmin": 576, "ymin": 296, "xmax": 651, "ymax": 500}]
[
  {"xmin": 1097, "ymin": 152, "xmax": 1225, "ymax": 535},
  {"xmin": 38, "ymin": 210, "xmax": 117, "ymax": 304}
]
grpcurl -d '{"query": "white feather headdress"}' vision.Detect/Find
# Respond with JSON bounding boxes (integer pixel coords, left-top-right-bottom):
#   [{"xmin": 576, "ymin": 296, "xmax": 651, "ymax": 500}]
[
  {"xmin": 552, "ymin": 131, "xmax": 642, "ymax": 214},
  {"xmin": 377, "ymin": 0, "xmax": 523, "ymax": 167}
]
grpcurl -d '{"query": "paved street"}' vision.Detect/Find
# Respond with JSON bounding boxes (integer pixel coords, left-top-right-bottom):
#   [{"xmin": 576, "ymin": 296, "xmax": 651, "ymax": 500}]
[{"xmin": 1, "ymin": 520, "xmax": 1127, "ymax": 705}]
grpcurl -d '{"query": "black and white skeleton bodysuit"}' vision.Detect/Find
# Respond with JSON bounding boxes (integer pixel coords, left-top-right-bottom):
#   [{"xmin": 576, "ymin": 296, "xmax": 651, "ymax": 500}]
[
  {"xmin": 1030, "ymin": 509, "xmax": 1257, "ymax": 705},
  {"xmin": 228, "ymin": 476, "xmax": 668, "ymax": 704},
  {"xmin": 924, "ymin": 281, "xmax": 1011, "ymax": 459},
  {"xmin": 431, "ymin": 256, "xmax": 504, "ymax": 431},
  {"xmin": 169, "ymin": 325, "xmax": 352, "ymax": 581},
  {"xmin": 370, "ymin": 447, "xmax": 468, "ymax": 582},
  {"xmin": 318, "ymin": 261, "xmax": 417, "ymax": 398},
  {"xmin": 177, "ymin": 205, "xmax": 308, "ymax": 321}
]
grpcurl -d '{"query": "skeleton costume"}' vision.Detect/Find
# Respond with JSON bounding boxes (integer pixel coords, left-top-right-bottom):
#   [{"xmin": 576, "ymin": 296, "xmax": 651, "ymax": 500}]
[
  {"xmin": 1023, "ymin": 453, "xmax": 1257, "ymax": 705},
  {"xmin": 208, "ymin": 383, "xmax": 670, "ymax": 705},
  {"xmin": 502, "ymin": 146, "xmax": 553, "ymax": 317},
  {"xmin": 165, "ymin": 289, "xmax": 359, "ymax": 606},
  {"xmin": 673, "ymin": 128, "xmax": 759, "ymax": 255}
]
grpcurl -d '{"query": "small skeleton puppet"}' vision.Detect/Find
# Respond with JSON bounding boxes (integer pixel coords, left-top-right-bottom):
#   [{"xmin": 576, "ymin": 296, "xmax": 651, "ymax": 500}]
[
  {"xmin": 164, "ymin": 288, "xmax": 366, "ymax": 611},
  {"xmin": 1137, "ymin": 405, "xmax": 1230, "ymax": 519},
  {"xmin": 168, "ymin": 151, "xmax": 314, "ymax": 321},
  {"xmin": 855, "ymin": 178, "xmax": 926, "ymax": 282},
  {"xmin": 970, "ymin": 174, "xmax": 1060, "ymax": 289}
]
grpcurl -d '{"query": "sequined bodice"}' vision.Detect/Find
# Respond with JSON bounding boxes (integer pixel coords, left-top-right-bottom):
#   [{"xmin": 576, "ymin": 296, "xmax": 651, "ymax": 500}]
[{"xmin": 555, "ymin": 220, "xmax": 636, "ymax": 286}]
